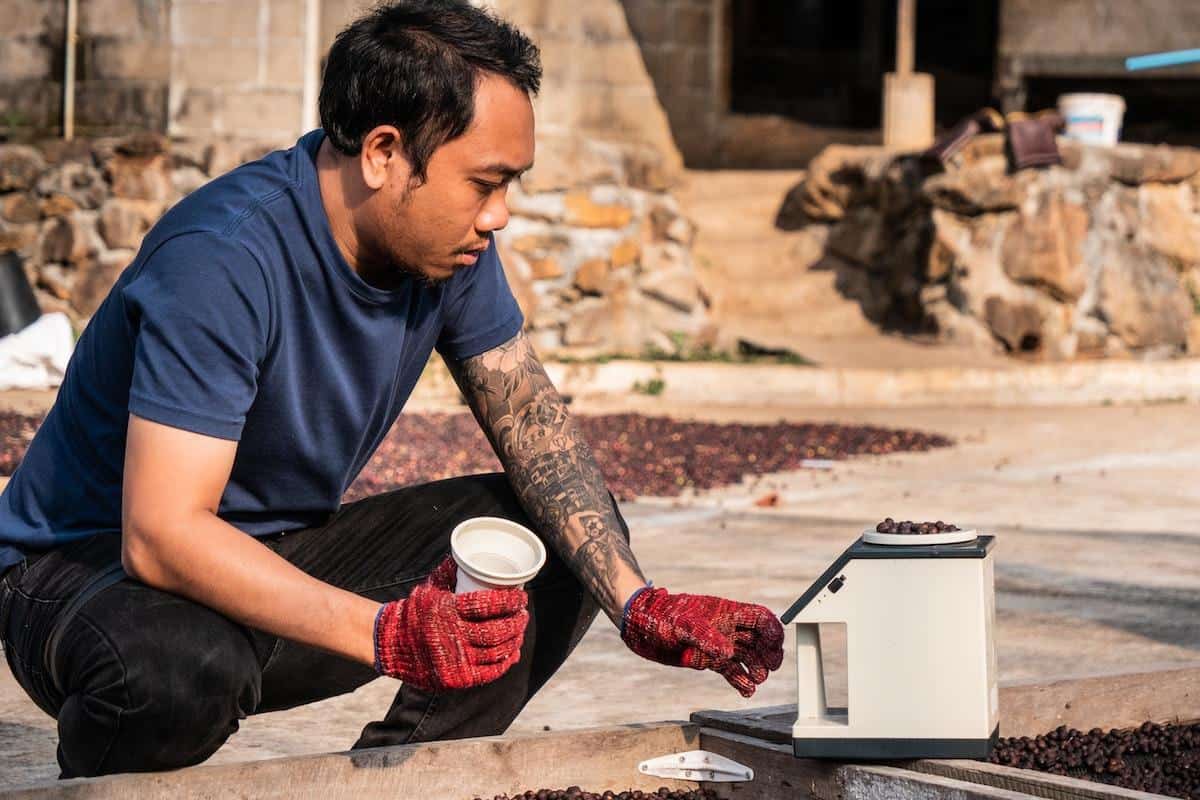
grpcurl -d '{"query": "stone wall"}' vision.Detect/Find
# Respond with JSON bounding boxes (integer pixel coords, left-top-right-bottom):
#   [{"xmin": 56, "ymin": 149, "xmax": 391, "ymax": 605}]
[
  {"xmin": 0, "ymin": 131, "xmax": 707, "ymax": 356},
  {"xmin": 0, "ymin": 0, "xmax": 710, "ymax": 356},
  {"xmin": 777, "ymin": 137, "xmax": 1200, "ymax": 360}
]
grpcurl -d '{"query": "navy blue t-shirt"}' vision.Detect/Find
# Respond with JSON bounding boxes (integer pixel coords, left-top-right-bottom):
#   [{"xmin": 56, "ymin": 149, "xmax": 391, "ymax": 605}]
[{"xmin": 0, "ymin": 130, "xmax": 522, "ymax": 568}]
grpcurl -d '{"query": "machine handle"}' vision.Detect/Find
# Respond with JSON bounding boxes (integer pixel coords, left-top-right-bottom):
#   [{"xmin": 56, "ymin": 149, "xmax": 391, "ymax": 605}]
[{"xmin": 795, "ymin": 622, "xmax": 828, "ymax": 722}]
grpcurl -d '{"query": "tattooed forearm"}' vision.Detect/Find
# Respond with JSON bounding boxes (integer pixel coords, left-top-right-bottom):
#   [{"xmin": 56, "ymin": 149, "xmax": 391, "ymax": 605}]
[{"xmin": 447, "ymin": 331, "xmax": 645, "ymax": 617}]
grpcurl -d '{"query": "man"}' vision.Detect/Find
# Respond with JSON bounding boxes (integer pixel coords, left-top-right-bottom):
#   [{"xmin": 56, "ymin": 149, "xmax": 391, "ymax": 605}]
[{"xmin": 0, "ymin": 0, "xmax": 784, "ymax": 778}]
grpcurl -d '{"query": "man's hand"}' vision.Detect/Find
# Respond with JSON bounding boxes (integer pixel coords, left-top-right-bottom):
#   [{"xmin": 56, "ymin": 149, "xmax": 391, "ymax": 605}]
[
  {"xmin": 621, "ymin": 587, "xmax": 784, "ymax": 697},
  {"xmin": 374, "ymin": 557, "xmax": 529, "ymax": 691}
]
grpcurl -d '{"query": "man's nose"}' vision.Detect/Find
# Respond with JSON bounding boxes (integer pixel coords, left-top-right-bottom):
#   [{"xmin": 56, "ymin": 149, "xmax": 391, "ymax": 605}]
[{"xmin": 476, "ymin": 190, "xmax": 510, "ymax": 233}]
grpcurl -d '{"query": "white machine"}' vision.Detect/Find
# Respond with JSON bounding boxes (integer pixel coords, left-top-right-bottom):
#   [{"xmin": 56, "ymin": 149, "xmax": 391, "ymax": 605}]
[{"xmin": 781, "ymin": 527, "xmax": 998, "ymax": 759}]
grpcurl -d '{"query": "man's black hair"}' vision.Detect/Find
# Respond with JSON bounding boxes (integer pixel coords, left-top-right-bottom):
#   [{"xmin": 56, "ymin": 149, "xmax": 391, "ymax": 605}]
[{"xmin": 319, "ymin": 0, "xmax": 541, "ymax": 182}]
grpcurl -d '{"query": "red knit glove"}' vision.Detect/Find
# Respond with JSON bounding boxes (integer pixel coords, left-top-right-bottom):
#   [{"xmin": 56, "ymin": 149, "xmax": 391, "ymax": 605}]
[
  {"xmin": 621, "ymin": 587, "xmax": 784, "ymax": 697},
  {"xmin": 374, "ymin": 556, "xmax": 529, "ymax": 692}
]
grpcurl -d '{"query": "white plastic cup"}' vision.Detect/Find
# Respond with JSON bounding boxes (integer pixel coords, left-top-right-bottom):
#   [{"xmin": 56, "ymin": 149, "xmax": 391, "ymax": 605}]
[
  {"xmin": 450, "ymin": 517, "xmax": 547, "ymax": 593},
  {"xmin": 1058, "ymin": 93, "xmax": 1126, "ymax": 147}
]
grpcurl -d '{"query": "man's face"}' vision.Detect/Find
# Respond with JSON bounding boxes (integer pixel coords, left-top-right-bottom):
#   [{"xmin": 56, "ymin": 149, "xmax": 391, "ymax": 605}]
[{"xmin": 362, "ymin": 73, "xmax": 535, "ymax": 285}]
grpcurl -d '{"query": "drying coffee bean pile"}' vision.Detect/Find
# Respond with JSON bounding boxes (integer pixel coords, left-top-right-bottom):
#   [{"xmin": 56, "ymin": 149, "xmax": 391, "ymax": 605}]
[
  {"xmin": 989, "ymin": 722, "xmax": 1200, "ymax": 798},
  {"xmin": 478, "ymin": 788, "xmax": 719, "ymax": 800},
  {"xmin": 874, "ymin": 518, "xmax": 960, "ymax": 534},
  {"xmin": 0, "ymin": 411, "xmax": 43, "ymax": 475},
  {"xmin": 345, "ymin": 412, "xmax": 952, "ymax": 501},
  {"xmin": 0, "ymin": 410, "xmax": 951, "ymax": 502}
]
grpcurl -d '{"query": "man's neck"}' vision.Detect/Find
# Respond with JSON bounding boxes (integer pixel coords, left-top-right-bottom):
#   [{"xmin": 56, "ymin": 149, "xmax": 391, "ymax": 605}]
[{"xmin": 315, "ymin": 139, "xmax": 365, "ymax": 272}]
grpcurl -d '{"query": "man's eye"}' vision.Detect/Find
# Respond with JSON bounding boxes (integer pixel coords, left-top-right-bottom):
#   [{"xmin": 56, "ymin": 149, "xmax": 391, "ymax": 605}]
[{"xmin": 474, "ymin": 180, "xmax": 501, "ymax": 194}]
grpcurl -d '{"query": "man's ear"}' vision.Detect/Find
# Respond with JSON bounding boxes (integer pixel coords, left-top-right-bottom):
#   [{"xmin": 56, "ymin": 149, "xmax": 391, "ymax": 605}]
[{"xmin": 359, "ymin": 125, "xmax": 408, "ymax": 191}]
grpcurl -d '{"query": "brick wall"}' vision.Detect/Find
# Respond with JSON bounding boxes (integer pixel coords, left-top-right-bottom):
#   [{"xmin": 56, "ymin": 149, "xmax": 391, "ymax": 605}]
[
  {"xmin": 0, "ymin": 0, "xmax": 169, "ymax": 136},
  {"xmin": 168, "ymin": 0, "xmax": 307, "ymax": 141},
  {"xmin": 620, "ymin": 0, "xmax": 721, "ymax": 166}
]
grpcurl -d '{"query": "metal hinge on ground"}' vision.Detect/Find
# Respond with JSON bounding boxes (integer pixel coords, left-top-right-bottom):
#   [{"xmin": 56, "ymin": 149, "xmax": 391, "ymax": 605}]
[{"xmin": 637, "ymin": 750, "xmax": 754, "ymax": 782}]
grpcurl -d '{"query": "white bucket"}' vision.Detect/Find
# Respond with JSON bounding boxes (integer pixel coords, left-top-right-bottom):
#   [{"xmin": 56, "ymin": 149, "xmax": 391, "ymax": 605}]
[
  {"xmin": 450, "ymin": 517, "xmax": 546, "ymax": 593},
  {"xmin": 1057, "ymin": 93, "xmax": 1126, "ymax": 146}
]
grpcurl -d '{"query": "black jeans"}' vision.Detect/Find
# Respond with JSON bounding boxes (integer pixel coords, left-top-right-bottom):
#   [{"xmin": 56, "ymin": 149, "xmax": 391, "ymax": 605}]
[{"xmin": 0, "ymin": 473, "xmax": 624, "ymax": 778}]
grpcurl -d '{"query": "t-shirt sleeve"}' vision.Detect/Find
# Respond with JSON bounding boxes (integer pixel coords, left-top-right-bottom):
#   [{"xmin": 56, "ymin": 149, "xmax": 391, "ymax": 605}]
[
  {"xmin": 121, "ymin": 232, "xmax": 271, "ymax": 441},
  {"xmin": 435, "ymin": 235, "xmax": 524, "ymax": 361}
]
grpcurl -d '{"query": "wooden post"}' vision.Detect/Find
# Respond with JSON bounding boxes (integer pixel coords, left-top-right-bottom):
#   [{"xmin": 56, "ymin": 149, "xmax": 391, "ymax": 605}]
[
  {"xmin": 896, "ymin": 0, "xmax": 915, "ymax": 76},
  {"xmin": 63, "ymin": 0, "xmax": 77, "ymax": 141},
  {"xmin": 882, "ymin": 0, "xmax": 934, "ymax": 151}
]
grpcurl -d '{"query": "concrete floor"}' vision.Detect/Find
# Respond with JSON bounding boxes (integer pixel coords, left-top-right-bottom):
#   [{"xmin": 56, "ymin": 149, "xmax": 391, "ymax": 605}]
[{"xmin": 1, "ymin": 401, "xmax": 1198, "ymax": 789}]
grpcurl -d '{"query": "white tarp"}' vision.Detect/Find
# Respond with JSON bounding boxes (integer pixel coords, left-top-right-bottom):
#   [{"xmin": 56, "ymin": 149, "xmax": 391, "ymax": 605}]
[{"xmin": 0, "ymin": 313, "xmax": 74, "ymax": 391}]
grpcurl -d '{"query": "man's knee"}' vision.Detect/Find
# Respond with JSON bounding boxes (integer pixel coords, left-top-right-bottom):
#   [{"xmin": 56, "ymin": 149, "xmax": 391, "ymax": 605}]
[{"xmin": 55, "ymin": 601, "xmax": 261, "ymax": 777}]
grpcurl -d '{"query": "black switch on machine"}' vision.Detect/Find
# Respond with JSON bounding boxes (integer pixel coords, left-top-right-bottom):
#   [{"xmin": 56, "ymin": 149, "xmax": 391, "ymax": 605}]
[{"xmin": 828, "ymin": 575, "xmax": 845, "ymax": 593}]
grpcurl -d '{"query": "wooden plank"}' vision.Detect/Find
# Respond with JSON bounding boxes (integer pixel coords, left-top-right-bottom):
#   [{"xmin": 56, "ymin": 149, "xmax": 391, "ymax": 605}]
[
  {"xmin": 906, "ymin": 759, "xmax": 1169, "ymax": 800},
  {"xmin": 1, "ymin": 722, "xmax": 699, "ymax": 800},
  {"xmin": 697, "ymin": 729, "xmax": 1036, "ymax": 799},
  {"xmin": 690, "ymin": 705, "xmax": 793, "ymax": 744},
  {"xmin": 998, "ymin": 665, "xmax": 1200, "ymax": 738},
  {"xmin": 693, "ymin": 665, "xmax": 1200, "ymax": 743},
  {"xmin": 697, "ymin": 728, "xmax": 843, "ymax": 800}
]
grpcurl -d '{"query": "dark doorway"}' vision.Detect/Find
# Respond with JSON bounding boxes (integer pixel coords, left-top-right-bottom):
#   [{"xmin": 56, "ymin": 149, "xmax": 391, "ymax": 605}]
[{"xmin": 728, "ymin": 0, "xmax": 1001, "ymax": 131}]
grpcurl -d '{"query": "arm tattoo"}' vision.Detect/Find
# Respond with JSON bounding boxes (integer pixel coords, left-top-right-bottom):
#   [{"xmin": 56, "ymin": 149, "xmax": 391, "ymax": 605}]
[{"xmin": 447, "ymin": 331, "xmax": 645, "ymax": 617}]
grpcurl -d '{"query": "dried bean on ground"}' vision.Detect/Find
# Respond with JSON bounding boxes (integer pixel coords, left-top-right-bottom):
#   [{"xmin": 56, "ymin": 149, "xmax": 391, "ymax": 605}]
[
  {"xmin": 0, "ymin": 411, "xmax": 953, "ymax": 502},
  {"xmin": 478, "ymin": 789, "xmax": 718, "ymax": 800},
  {"xmin": 346, "ymin": 413, "xmax": 952, "ymax": 502},
  {"xmin": 989, "ymin": 722, "xmax": 1200, "ymax": 798}
]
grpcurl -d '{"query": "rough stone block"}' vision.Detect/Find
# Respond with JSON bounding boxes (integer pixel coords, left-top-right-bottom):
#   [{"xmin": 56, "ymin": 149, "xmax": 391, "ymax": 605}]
[
  {"xmin": 74, "ymin": 248, "xmax": 135, "ymax": 316},
  {"xmin": 0, "ymin": 219, "xmax": 38, "ymax": 254},
  {"xmin": 1, "ymin": 193, "xmax": 40, "ymax": 224},
  {"xmin": 37, "ymin": 263, "xmax": 76, "ymax": 301},
  {"xmin": 40, "ymin": 195, "xmax": 78, "ymax": 217},
  {"xmin": 1188, "ymin": 318, "xmax": 1200, "ymax": 355},
  {"xmin": 529, "ymin": 257, "xmax": 564, "ymax": 280},
  {"xmin": 610, "ymin": 237, "xmax": 640, "ymax": 268},
  {"xmin": 38, "ymin": 212, "xmax": 102, "ymax": 268},
  {"xmin": 106, "ymin": 153, "xmax": 172, "ymax": 206},
  {"xmin": 638, "ymin": 264, "xmax": 699, "ymax": 312},
  {"xmin": 0, "ymin": 146, "xmax": 46, "ymax": 192},
  {"xmin": 1098, "ymin": 243, "xmax": 1192, "ymax": 350},
  {"xmin": 564, "ymin": 191, "xmax": 634, "ymax": 229},
  {"xmin": 1138, "ymin": 182, "xmax": 1200, "ymax": 266},
  {"xmin": 1001, "ymin": 191, "xmax": 1088, "ymax": 302},
  {"xmin": 573, "ymin": 258, "xmax": 609, "ymax": 294},
  {"xmin": 98, "ymin": 198, "xmax": 157, "ymax": 250},
  {"xmin": 511, "ymin": 233, "xmax": 570, "ymax": 259},
  {"xmin": 36, "ymin": 162, "xmax": 108, "ymax": 210}
]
